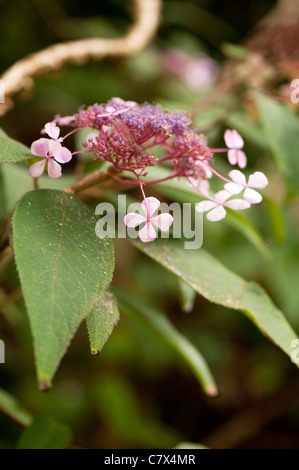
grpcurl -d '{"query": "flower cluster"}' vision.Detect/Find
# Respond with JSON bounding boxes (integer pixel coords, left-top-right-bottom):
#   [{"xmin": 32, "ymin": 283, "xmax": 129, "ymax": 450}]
[{"xmin": 29, "ymin": 97, "xmax": 268, "ymax": 242}]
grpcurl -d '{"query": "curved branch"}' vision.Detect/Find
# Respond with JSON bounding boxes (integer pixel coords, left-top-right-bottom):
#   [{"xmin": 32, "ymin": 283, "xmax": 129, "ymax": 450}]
[{"xmin": 0, "ymin": 0, "xmax": 161, "ymax": 115}]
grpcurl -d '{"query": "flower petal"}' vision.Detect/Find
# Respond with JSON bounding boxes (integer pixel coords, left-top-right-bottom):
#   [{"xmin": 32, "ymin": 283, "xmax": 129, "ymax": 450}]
[
  {"xmin": 141, "ymin": 197, "xmax": 160, "ymax": 218},
  {"xmin": 227, "ymin": 149, "xmax": 238, "ymax": 165},
  {"xmin": 244, "ymin": 188, "xmax": 262, "ymax": 204},
  {"xmin": 236, "ymin": 150, "xmax": 247, "ymax": 169},
  {"xmin": 29, "ymin": 159, "xmax": 47, "ymax": 178},
  {"xmin": 54, "ymin": 146, "xmax": 73, "ymax": 164},
  {"xmin": 44, "ymin": 122, "xmax": 60, "ymax": 140},
  {"xmin": 224, "ymin": 183, "xmax": 243, "ymax": 195},
  {"xmin": 214, "ymin": 190, "xmax": 231, "ymax": 203},
  {"xmin": 124, "ymin": 213, "xmax": 146, "ymax": 228},
  {"xmin": 248, "ymin": 171, "xmax": 268, "ymax": 189},
  {"xmin": 195, "ymin": 200, "xmax": 217, "ymax": 212},
  {"xmin": 224, "ymin": 129, "xmax": 244, "ymax": 149},
  {"xmin": 138, "ymin": 222, "xmax": 157, "ymax": 243},
  {"xmin": 228, "ymin": 169, "xmax": 246, "ymax": 185},
  {"xmin": 31, "ymin": 138, "xmax": 50, "ymax": 157},
  {"xmin": 206, "ymin": 206, "xmax": 226, "ymax": 222},
  {"xmin": 199, "ymin": 179, "xmax": 210, "ymax": 194},
  {"xmin": 55, "ymin": 115, "xmax": 75, "ymax": 126},
  {"xmin": 151, "ymin": 213, "xmax": 174, "ymax": 231},
  {"xmin": 47, "ymin": 159, "xmax": 62, "ymax": 179},
  {"xmin": 187, "ymin": 177, "xmax": 198, "ymax": 188},
  {"xmin": 225, "ymin": 199, "xmax": 251, "ymax": 210}
]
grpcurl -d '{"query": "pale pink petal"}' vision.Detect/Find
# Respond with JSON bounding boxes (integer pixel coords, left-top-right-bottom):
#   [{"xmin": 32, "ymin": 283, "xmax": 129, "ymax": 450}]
[
  {"xmin": 124, "ymin": 213, "xmax": 146, "ymax": 228},
  {"xmin": 141, "ymin": 197, "xmax": 160, "ymax": 218},
  {"xmin": 207, "ymin": 206, "xmax": 226, "ymax": 222},
  {"xmin": 205, "ymin": 168, "xmax": 213, "ymax": 179},
  {"xmin": 138, "ymin": 222, "xmax": 156, "ymax": 243},
  {"xmin": 47, "ymin": 159, "xmax": 62, "ymax": 179},
  {"xmin": 106, "ymin": 106, "xmax": 115, "ymax": 114},
  {"xmin": 195, "ymin": 201, "xmax": 217, "ymax": 212},
  {"xmin": 101, "ymin": 126, "xmax": 110, "ymax": 134},
  {"xmin": 48, "ymin": 140, "xmax": 62, "ymax": 157},
  {"xmin": 199, "ymin": 179, "xmax": 210, "ymax": 194},
  {"xmin": 225, "ymin": 199, "xmax": 251, "ymax": 210},
  {"xmin": 214, "ymin": 190, "xmax": 231, "ymax": 203},
  {"xmin": 248, "ymin": 171, "xmax": 268, "ymax": 189},
  {"xmin": 227, "ymin": 149, "xmax": 238, "ymax": 165},
  {"xmin": 55, "ymin": 115, "xmax": 75, "ymax": 126},
  {"xmin": 228, "ymin": 170, "xmax": 246, "ymax": 185},
  {"xmin": 224, "ymin": 183, "xmax": 243, "ymax": 195},
  {"xmin": 125, "ymin": 101, "xmax": 137, "ymax": 108},
  {"xmin": 187, "ymin": 177, "xmax": 198, "ymax": 188},
  {"xmin": 151, "ymin": 213, "xmax": 174, "ymax": 231},
  {"xmin": 44, "ymin": 122, "xmax": 60, "ymax": 140},
  {"xmin": 236, "ymin": 150, "xmax": 247, "ymax": 169},
  {"xmin": 31, "ymin": 138, "xmax": 50, "ymax": 157},
  {"xmin": 244, "ymin": 188, "xmax": 262, "ymax": 204},
  {"xmin": 29, "ymin": 159, "xmax": 47, "ymax": 178},
  {"xmin": 111, "ymin": 98, "xmax": 124, "ymax": 106},
  {"xmin": 86, "ymin": 131, "xmax": 99, "ymax": 143},
  {"xmin": 53, "ymin": 146, "xmax": 73, "ymax": 164},
  {"xmin": 224, "ymin": 129, "xmax": 244, "ymax": 149}
]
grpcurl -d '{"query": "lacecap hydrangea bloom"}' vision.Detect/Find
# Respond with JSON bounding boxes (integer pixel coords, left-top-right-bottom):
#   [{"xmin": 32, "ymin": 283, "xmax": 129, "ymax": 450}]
[{"xmin": 29, "ymin": 98, "xmax": 268, "ymax": 242}]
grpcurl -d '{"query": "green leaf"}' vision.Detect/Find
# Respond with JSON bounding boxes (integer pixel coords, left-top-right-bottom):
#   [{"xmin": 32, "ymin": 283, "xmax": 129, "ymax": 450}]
[
  {"xmin": 13, "ymin": 189, "xmax": 114, "ymax": 388},
  {"xmin": 257, "ymin": 94, "xmax": 299, "ymax": 196},
  {"xmin": 225, "ymin": 209, "xmax": 272, "ymax": 261},
  {"xmin": 1, "ymin": 162, "xmax": 75, "ymax": 213},
  {"xmin": 263, "ymin": 197, "xmax": 286, "ymax": 244},
  {"xmin": 115, "ymin": 287, "xmax": 218, "ymax": 396},
  {"xmin": 0, "ymin": 168, "xmax": 6, "ymax": 220},
  {"xmin": 177, "ymin": 279, "xmax": 197, "ymax": 313},
  {"xmin": 87, "ymin": 290, "xmax": 120, "ymax": 355},
  {"xmin": 17, "ymin": 416, "xmax": 72, "ymax": 449},
  {"xmin": 221, "ymin": 42, "xmax": 250, "ymax": 59},
  {"xmin": 130, "ymin": 239, "xmax": 298, "ymax": 364},
  {"xmin": 226, "ymin": 110, "xmax": 267, "ymax": 149},
  {"xmin": 0, "ymin": 388, "xmax": 32, "ymax": 427},
  {"xmin": 91, "ymin": 375, "xmax": 180, "ymax": 447},
  {"xmin": 0, "ymin": 128, "xmax": 32, "ymax": 163}
]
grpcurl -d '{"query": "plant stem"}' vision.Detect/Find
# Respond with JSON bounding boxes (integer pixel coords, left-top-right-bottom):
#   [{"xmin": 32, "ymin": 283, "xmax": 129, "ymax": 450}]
[{"xmin": 65, "ymin": 166, "xmax": 119, "ymax": 194}]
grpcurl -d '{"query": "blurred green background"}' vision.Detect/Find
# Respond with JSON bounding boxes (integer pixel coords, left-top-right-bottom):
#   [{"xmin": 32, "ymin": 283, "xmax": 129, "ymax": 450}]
[{"xmin": 1, "ymin": 0, "xmax": 299, "ymax": 449}]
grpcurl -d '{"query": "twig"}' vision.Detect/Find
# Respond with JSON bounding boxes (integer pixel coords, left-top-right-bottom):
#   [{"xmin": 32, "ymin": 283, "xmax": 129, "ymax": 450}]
[
  {"xmin": 0, "ymin": 0, "xmax": 162, "ymax": 115},
  {"xmin": 33, "ymin": 177, "xmax": 40, "ymax": 190},
  {"xmin": 65, "ymin": 166, "xmax": 119, "ymax": 194}
]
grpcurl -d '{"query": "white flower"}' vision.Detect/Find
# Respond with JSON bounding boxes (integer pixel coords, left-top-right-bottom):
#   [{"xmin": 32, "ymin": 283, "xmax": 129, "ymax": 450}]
[
  {"xmin": 224, "ymin": 170, "xmax": 268, "ymax": 204},
  {"xmin": 196, "ymin": 190, "xmax": 250, "ymax": 222}
]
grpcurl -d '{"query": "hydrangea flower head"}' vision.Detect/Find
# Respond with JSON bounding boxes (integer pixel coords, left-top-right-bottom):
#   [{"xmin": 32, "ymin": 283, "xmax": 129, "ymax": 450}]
[{"xmin": 29, "ymin": 98, "xmax": 268, "ymax": 242}]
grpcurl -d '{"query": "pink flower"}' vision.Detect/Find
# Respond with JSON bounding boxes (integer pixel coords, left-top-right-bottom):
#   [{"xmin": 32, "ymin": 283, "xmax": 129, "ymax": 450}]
[
  {"xmin": 162, "ymin": 48, "xmax": 219, "ymax": 92},
  {"xmin": 224, "ymin": 129, "xmax": 247, "ymax": 169},
  {"xmin": 196, "ymin": 190, "xmax": 250, "ymax": 222},
  {"xmin": 43, "ymin": 122, "xmax": 63, "ymax": 141},
  {"xmin": 224, "ymin": 170, "xmax": 268, "ymax": 204},
  {"xmin": 29, "ymin": 138, "xmax": 72, "ymax": 179},
  {"xmin": 97, "ymin": 99, "xmax": 137, "ymax": 119},
  {"xmin": 124, "ymin": 197, "xmax": 173, "ymax": 242}
]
